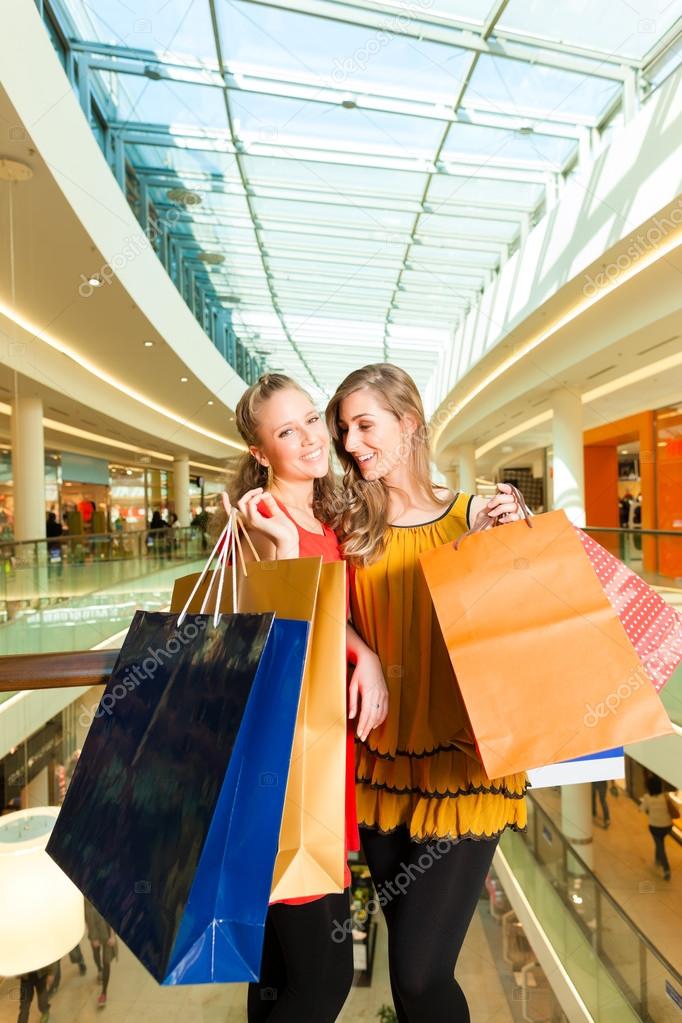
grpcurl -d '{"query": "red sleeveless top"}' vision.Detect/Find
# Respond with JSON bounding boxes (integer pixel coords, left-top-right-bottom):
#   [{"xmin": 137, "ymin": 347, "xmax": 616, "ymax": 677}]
[{"xmin": 273, "ymin": 501, "xmax": 359, "ymax": 905}]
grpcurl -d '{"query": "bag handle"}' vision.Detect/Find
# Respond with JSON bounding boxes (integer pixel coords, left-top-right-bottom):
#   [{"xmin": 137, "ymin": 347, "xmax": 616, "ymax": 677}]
[
  {"xmin": 454, "ymin": 484, "xmax": 533, "ymax": 550},
  {"xmin": 177, "ymin": 511, "xmax": 261, "ymax": 625}
]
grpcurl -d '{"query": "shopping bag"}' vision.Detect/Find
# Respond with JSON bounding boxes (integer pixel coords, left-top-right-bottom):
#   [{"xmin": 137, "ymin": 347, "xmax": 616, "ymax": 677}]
[
  {"xmin": 269, "ymin": 559, "xmax": 347, "ymax": 901},
  {"xmin": 171, "ymin": 520, "xmax": 348, "ymax": 900},
  {"xmin": 47, "ymin": 522, "xmax": 308, "ymax": 984},
  {"xmin": 419, "ymin": 507, "xmax": 674, "ymax": 779},
  {"xmin": 576, "ymin": 529, "xmax": 682, "ymax": 691}
]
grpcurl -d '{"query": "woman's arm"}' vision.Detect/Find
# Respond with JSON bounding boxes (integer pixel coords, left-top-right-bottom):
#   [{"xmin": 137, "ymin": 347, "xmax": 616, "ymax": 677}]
[{"xmin": 346, "ymin": 623, "xmax": 388, "ymax": 742}]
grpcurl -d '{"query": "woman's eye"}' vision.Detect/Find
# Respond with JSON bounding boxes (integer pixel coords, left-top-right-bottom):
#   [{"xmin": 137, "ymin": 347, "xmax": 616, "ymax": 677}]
[
  {"xmin": 278, "ymin": 429, "xmax": 292, "ymax": 438},
  {"xmin": 307, "ymin": 416, "xmax": 320, "ymax": 424}
]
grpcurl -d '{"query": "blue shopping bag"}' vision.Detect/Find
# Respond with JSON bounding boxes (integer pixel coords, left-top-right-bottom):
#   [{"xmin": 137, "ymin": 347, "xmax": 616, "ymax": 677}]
[{"xmin": 47, "ymin": 608, "xmax": 307, "ymax": 984}]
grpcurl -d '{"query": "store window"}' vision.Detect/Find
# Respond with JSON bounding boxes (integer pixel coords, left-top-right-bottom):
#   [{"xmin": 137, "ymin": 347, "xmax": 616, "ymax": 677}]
[{"xmin": 655, "ymin": 403, "xmax": 682, "ymax": 577}]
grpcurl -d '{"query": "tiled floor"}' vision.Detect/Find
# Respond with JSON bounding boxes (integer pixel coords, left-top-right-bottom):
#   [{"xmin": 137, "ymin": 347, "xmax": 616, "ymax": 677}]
[
  {"xmin": 0, "ymin": 901, "xmax": 514, "ymax": 1023},
  {"xmin": 533, "ymin": 785, "xmax": 682, "ymax": 975}
]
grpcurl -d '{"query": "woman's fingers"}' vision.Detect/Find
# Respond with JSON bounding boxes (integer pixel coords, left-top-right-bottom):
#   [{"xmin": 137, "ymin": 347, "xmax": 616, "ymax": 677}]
[{"xmin": 348, "ymin": 675, "xmax": 359, "ymax": 720}]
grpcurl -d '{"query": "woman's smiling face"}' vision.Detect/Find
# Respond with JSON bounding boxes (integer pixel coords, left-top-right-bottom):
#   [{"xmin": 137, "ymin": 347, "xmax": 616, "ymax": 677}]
[
  {"xmin": 336, "ymin": 387, "xmax": 409, "ymax": 482},
  {"xmin": 250, "ymin": 386, "xmax": 330, "ymax": 481}
]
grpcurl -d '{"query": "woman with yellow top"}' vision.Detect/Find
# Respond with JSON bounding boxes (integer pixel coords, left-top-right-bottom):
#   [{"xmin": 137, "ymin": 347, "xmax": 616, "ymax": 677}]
[{"xmin": 326, "ymin": 363, "xmax": 528, "ymax": 1023}]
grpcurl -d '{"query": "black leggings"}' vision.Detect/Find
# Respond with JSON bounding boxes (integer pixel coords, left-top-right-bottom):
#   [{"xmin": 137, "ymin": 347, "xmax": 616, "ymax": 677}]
[
  {"xmin": 248, "ymin": 889, "xmax": 354, "ymax": 1023},
  {"xmin": 361, "ymin": 825, "xmax": 499, "ymax": 1023}
]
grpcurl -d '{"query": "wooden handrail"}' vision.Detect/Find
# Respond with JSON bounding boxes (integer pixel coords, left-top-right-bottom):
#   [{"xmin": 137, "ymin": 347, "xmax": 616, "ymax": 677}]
[{"xmin": 0, "ymin": 650, "xmax": 119, "ymax": 693}]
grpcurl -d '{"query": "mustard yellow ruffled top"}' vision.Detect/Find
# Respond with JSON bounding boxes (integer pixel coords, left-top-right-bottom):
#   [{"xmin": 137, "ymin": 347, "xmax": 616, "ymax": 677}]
[{"xmin": 351, "ymin": 492, "xmax": 528, "ymax": 843}]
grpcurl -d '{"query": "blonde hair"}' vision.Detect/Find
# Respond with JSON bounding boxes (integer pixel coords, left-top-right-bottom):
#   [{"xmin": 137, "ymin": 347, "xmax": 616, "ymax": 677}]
[
  {"xmin": 211, "ymin": 373, "xmax": 338, "ymax": 539},
  {"xmin": 325, "ymin": 363, "xmax": 449, "ymax": 565}
]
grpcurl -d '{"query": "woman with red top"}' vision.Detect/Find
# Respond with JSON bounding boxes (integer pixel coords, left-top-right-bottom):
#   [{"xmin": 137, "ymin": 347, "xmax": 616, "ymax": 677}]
[{"xmin": 216, "ymin": 373, "xmax": 388, "ymax": 1023}]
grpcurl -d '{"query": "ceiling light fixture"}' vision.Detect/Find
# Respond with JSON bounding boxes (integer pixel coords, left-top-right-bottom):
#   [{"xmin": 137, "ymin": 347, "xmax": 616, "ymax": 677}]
[
  {"xmin": 143, "ymin": 340, "xmax": 154, "ymax": 347},
  {"xmin": 167, "ymin": 187, "xmax": 202, "ymax": 206},
  {"xmin": 87, "ymin": 274, "xmax": 102, "ymax": 288},
  {"xmin": 180, "ymin": 376, "xmax": 188, "ymax": 383}
]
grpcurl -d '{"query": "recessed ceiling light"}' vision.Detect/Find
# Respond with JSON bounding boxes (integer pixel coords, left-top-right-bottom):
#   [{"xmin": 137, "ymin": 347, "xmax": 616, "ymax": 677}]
[
  {"xmin": 143, "ymin": 340, "xmax": 154, "ymax": 347},
  {"xmin": 87, "ymin": 274, "xmax": 102, "ymax": 287},
  {"xmin": 180, "ymin": 376, "xmax": 188, "ymax": 383},
  {"xmin": 341, "ymin": 97, "xmax": 357, "ymax": 109},
  {"xmin": 207, "ymin": 400, "xmax": 214, "ymax": 405}
]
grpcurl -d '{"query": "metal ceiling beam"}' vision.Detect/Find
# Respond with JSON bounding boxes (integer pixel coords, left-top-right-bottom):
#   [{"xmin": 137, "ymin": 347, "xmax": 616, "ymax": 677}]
[
  {"xmin": 119, "ymin": 123, "xmax": 551, "ymax": 182},
  {"xmin": 230, "ymin": 0, "xmax": 634, "ymax": 77},
  {"xmin": 87, "ymin": 52, "xmax": 587, "ymax": 137},
  {"xmin": 141, "ymin": 170, "xmax": 540, "ymax": 217}
]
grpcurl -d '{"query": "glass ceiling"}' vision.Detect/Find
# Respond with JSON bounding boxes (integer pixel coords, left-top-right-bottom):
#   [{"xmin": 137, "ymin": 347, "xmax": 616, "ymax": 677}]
[{"xmin": 52, "ymin": 0, "xmax": 682, "ymax": 408}]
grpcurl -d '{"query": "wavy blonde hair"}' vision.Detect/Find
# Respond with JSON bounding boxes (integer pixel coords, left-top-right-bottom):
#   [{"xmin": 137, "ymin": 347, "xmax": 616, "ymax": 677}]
[
  {"xmin": 325, "ymin": 363, "xmax": 450, "ymax": 566},
  {"xmin": 211, "ymin": 373, "xmax": 338, "ymax": 540}
]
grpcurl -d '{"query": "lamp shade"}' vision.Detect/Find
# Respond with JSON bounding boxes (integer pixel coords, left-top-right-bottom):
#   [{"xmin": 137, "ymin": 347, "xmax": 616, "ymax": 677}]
[{"xmin": 0, "ymin": 807, "xmax": 84, "ymax": 974}]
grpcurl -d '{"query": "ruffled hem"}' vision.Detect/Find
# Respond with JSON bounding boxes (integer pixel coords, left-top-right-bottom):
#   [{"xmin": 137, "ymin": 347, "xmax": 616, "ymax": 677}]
[
  {"xmin": 357, "ymin": 776, "xmax": 528, "ymax": 800},
  {"xmin": 357, "ymin": 743, "xmax": 529, "ymax": 800},
  {"xmin": 358, "ymin": 820, "xmax": 528, "ymax": 845},
  {"xmin": 356, "ymin": 780, "xmax": 528, "ymax": 842},
  {"xmin": 360, "ymin": 738, "xmax": 475, "ymax": 760}
]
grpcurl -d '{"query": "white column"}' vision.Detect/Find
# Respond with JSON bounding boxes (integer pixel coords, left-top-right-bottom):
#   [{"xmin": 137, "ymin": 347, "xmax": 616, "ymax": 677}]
[
  {"xmin": 561, "ymin": 783, "xmax": 594, "ymax": 871},
  {"xmin": 172, "ymin": 455, "xmax": 191, "ymax": 526},
  {"xmin": 11, "ymin": 394, "xmax": 45, "ymax": 542},
  {"xmin": 551, "ymin": 388, "xmax": 585, "ymax": 526},
  {"xmin": 458, "ymin": 443, "xmax": 477, "ymax": 494}
]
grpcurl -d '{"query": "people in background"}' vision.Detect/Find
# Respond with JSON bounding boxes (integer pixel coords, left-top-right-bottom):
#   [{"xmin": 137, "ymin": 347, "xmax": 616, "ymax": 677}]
[
  {"xmin": 591, "ymin": 780, "xmax": 610, "ymax": 828},
  {"xmin": 16, "ymin": 966, "xmax": 50, "ymax": 1023},
  {"xmin": 639, "ymin": 776, "xmax": 675, "ymax": 881},
  {"xmin": 85, "ymin": 900, "xmax": 117, "ymax": 1008}
]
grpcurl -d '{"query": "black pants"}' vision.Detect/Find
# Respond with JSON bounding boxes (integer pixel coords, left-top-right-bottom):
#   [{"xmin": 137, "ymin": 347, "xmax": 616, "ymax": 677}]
[
  {"xmin": 650, "ymin": 825, "xmax": 672, "ymax": 873},
  {"xmin": 361, "ymin": 825, "xmax": 499, "ymax": 1023},
  {"xmin": 91, "ymin": 943, "xmax": 113, "ymax": 995},
  {"xmin": 248, "ymin": 889, "xmax": 354, "ymax": 1022},
  {"xmin": 591, "ymin": 781, "xmax": 610, "ymax": 823},
  {"xmin": 47, "ymin": 944, "xmax": 85, "ymax": 994},
  {"xmin": 17, "ymin": 973, "xmax": 49, "ymax": 1023}
]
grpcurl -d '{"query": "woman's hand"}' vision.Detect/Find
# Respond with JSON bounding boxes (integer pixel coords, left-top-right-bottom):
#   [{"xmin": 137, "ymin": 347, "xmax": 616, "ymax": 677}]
[
  {"xmin": 485, "ymin": 482, "xmax": 522, "ymax": 524},
  {"xmin": 349, "ymin": 647, "xmax": 389, "ymax": 743},
  {"xmin": 223, "ymin": 489, "xmax": 299, "ymax": 559}
]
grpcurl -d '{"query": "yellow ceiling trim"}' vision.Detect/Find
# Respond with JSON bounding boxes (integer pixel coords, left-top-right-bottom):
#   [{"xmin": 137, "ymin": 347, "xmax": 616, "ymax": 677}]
[{"xmin": 0, "ymin": 302, "xmax": 246, "ymax": 452}]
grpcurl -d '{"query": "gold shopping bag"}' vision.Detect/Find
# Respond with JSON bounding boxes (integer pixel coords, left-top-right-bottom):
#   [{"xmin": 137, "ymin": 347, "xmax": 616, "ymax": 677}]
[{"xmin": 171, "ymin": 543, "xmax": 347, "ymax": 900}]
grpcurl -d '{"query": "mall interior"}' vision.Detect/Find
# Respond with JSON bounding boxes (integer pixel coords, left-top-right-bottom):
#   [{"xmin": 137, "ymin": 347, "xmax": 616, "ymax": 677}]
[{"xmin": 0, "ymin": 0, "xmax": 681, "ymax": 1020}]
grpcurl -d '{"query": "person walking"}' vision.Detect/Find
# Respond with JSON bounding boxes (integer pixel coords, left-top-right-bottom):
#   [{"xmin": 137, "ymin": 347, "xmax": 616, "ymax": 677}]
[
  {"xmin": 218, "ymin": 372, "xmax": 389, "ymax": 1022},
  {"xmin": 640, "ymin": 776, "xmax": 675, "ymax": 880},
  {"xmin": 591, "ymin": 780, "xmax": 610, "ymax": 828},
  {"xmin": 326, "ymin": 363, "xmax": 528, "ymax": 1023},
  {"xmin": 16, "ymin": 966, "xmax": 50, "ymax": 1023},
  {"xmin": 85, "ymin": 900, "xmax": 117, "ymax": 1008}
]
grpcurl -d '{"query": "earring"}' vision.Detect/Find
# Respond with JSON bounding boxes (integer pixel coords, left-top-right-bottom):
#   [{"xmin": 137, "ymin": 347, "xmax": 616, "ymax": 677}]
[{"xmin": 266, "ymin": 465, "xmax": 274, "ymax": 489}]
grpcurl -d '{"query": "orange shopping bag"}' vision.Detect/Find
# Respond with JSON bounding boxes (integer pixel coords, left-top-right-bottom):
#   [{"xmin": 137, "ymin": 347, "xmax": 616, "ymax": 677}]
[{"xmin": 419, "ymin": 508, "xmax": 674, "ymax": 778}]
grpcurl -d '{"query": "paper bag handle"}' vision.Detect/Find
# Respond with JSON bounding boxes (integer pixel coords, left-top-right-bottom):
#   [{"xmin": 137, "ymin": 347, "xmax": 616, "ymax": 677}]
[
  {"xmin": 454, "ymin": 484, "xmax": 532, "ymax": 550},
  {"xmin": 176, "ymin": 510, "xmax": 261, "ymax": 624}
]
